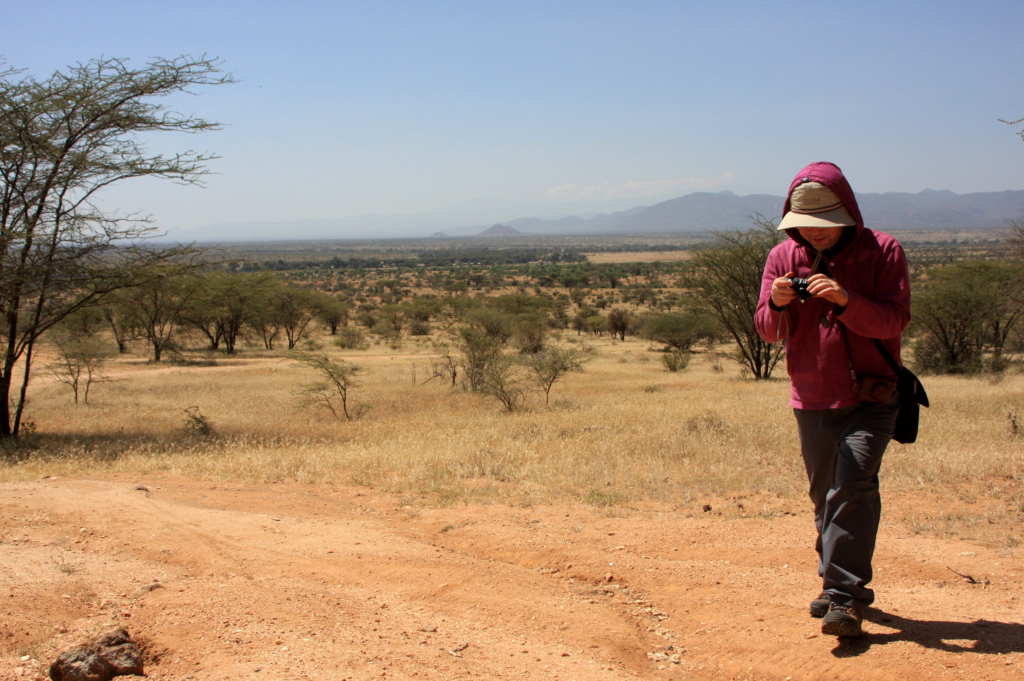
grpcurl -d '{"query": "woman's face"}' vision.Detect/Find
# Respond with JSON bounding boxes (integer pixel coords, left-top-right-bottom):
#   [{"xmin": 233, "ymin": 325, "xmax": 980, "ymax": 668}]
[{"xmin": 797, "ymin": 226, "xmax": 843, "ymax": 251}]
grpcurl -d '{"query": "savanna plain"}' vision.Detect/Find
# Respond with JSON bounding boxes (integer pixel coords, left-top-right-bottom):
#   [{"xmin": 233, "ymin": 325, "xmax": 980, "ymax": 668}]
[{"xmin": 2, "ymin": 234, "xmax": 1023, "ymax": 681}]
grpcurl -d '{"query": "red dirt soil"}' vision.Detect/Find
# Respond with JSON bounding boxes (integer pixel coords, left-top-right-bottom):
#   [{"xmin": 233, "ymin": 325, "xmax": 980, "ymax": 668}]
[{"xmin": 1, "ymin": 476, "xmax": 1022, "ymax": 680}]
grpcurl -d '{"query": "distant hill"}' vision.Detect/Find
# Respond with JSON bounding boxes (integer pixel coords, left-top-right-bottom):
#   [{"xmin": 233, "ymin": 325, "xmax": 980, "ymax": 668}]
[
  {"xmin": 498, "ymin": 189, "xmax": 1024, "ymax": 236},
  {"xmin": 431, "ymin": 231, "xmax": 449, "ymax": 238},
  {"xmin": 479, "ymin": 224, "xmax": 521, "ymax": 236},
  {"xmin": 154, "ymin": 188, "xmax": 1024, "ymax": 243}
]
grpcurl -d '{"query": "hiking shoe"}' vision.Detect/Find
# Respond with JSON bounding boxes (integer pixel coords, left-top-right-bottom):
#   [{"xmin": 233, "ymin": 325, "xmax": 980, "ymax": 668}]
[
  {"xmin": 810, "ymin": 591, "xmax": 830, "ymax": 618},
  {"xmin": 821, "ymin": 603, "xmax": 863, "ymax": 637}
]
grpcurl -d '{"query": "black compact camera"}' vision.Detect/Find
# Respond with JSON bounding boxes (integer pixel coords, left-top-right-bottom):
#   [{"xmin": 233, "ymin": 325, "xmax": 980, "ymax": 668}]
[{"xmin": 787, "ymin": 277, "xmax": 812, "ymax": 300}]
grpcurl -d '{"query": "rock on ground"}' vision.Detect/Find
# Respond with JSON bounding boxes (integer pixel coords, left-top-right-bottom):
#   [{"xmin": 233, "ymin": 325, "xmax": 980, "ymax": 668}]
[{"xmin": 48, "ymin": 628, "xmax": 143, "ymax": 681}]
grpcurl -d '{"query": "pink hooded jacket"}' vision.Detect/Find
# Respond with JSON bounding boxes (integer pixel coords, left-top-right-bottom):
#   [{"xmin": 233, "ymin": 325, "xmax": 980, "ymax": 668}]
[{"xmin": 754, "ymin": 162, "xmax": 911, "ymax": 410}]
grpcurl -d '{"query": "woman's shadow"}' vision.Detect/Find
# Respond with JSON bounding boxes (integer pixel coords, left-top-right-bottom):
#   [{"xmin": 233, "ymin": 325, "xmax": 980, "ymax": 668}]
[{"xmin": 831, "ymin": 609, "xmax": 1024, "ymax": 657}]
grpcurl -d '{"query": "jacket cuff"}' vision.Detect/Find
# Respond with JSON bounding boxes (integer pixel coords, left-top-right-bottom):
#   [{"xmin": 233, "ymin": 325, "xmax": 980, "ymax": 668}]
[{"xmin": 768, "ymin": 299, "xmax": 785, "ymax": 312}]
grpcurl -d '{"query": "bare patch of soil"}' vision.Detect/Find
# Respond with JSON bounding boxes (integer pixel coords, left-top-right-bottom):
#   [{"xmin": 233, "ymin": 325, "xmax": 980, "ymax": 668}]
[{"xmin": 1, "ymin": 477, "xmax": 1022, "ymax": 680}]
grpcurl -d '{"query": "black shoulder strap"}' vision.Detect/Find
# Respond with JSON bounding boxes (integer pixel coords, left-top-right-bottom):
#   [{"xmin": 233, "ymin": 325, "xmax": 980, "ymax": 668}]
[{"xmin": 871, "ymin": 338, "xmax": 902, "ymax": 375}]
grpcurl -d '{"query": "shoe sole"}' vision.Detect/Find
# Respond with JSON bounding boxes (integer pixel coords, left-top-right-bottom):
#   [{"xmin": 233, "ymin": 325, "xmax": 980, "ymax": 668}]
[{"xmin": 821, "ymin": 617, "xmax": 862, "ymax": 637}]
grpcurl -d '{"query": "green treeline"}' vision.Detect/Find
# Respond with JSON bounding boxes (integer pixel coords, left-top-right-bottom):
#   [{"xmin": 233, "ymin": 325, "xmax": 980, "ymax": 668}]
[
  {"xmin": 53, "ymin": 228, "xmax": 1024, "ymax": 382},
  {"xmin": 233, "ymin": 247, "xmax": 588, "ymax": 271}
]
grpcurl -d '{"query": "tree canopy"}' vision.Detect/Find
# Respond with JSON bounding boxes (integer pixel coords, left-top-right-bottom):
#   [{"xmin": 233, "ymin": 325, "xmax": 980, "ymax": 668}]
[
  {"xmin": 0, "ymin": 55, "xmax": 231, "ymax": 436},
  {"xmin": 683, "ymin": 215, "xmax": 784, "ymax": 379}
]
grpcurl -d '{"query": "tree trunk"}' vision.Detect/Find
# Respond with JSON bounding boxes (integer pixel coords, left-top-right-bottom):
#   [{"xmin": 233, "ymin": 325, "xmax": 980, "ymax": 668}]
[{"xmin": 0, "ymin": 373, "xmax": 12, "ymax": 438}]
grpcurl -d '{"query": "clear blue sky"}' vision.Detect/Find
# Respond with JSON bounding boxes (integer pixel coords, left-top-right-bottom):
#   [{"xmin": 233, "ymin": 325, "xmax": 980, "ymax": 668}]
[{"xmin": 5, "ymin": 1, "xmax": 1023, "ymax": 233}]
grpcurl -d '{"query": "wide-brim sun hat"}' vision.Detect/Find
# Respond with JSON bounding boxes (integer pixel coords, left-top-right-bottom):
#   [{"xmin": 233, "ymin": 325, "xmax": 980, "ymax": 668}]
[{"xmin": 778, "ymin": 181, "xmax": 856, "ymax": 230}]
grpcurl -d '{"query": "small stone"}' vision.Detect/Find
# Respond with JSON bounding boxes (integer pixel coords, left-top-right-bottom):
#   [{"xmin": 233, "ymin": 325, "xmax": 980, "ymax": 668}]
[
  {"xmin": 418, "ymin": 625, "xmax": 437, "ymax": 633},
  {"xmin": 605, "ymin": 572, "xmax": 614, "ymax": 582},
  {"xmin": 132, "ymin": 485, "xmax": 149, "ymax": 492},
  {"xmin": 129, "ymin": 582, "xmax": 163, "ymax": 599}
]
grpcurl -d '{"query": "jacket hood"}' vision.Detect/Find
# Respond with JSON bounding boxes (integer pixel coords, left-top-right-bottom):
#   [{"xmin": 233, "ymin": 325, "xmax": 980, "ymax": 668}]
[{"xmin": 783, "ymin": 162, "xmax": 864, "ymax": 250}]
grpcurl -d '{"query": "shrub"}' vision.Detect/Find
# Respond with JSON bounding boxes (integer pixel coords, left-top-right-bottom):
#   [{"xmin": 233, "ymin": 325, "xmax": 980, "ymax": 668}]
[
  {"xmin": 640, "ymin": 312, "xmax": 720, "ymax": 352},
  {"xmin": 334, "ymin": 328, "xmax": 366, "ymax": 350},
  {"xmin": 661, "ymin": 350, "xmax": 691, "ymax": 372},
  {"xmin": 913, "ymin": 333, "xmax": 983, "ymax": 375},
  {"xmin": 520, "ymin": 345, "xmax": 590, "ymax": 404},
  {"xmin": 182, "ymin": 406, "xmax": 214, "ymax": 437},
  {"xmin": 480, "ymin": 355, "xmax": 529, "ymax": 413},
  {"xmin": 459, "ymin": 327, "xmax": 504, "ymax": 392}
]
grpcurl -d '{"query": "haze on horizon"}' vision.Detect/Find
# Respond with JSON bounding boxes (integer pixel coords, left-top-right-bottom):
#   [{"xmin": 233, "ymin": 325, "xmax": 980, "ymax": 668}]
[{"xmin": 5, "ymin": 1, "xmax": 1023, "ymax": 239}]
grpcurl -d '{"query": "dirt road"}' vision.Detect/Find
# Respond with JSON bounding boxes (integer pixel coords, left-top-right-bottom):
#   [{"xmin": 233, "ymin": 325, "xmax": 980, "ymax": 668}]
[{"xmin": 1, "ymin": 477, "xmax": 1021, "ymax": 680}]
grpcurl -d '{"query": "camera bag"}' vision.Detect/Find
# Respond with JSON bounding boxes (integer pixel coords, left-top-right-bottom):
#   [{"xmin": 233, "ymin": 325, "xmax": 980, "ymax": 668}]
[{"xmin": 871, "ymin": 339, "xmax": 929, "ymax": 444}]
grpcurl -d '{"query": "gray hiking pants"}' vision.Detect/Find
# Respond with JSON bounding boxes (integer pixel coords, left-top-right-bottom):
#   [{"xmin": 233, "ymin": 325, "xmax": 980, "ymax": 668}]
[{"xmin": 794, "ymin": 392, "xmax": 899, "ymax": 611}]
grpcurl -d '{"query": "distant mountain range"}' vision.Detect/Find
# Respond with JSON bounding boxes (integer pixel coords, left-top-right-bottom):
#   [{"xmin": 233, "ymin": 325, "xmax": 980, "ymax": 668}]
[
  {"xmin": 155, "ymin": 188, "xmax": 1024, "ymax": 243},
  {"xmin": 478, "ymin": 224, "xmax": 522, "ymax": 237}
]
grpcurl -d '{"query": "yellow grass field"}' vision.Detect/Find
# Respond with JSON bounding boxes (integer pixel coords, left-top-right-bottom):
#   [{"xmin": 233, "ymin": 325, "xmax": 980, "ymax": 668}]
[
  {"xmin": 584, "ymin": 251, "xmax": 693, "ymax": 264},
  {"xmin": 7, "ymin": 331, "xmax": 1022, "ymax": 547}
]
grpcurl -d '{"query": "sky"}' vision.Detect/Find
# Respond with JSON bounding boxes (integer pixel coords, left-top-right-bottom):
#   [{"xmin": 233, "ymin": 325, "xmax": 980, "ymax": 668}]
[{"xmin": 4, "ymin": 1, "xmax": 1023, "ymax": 235}]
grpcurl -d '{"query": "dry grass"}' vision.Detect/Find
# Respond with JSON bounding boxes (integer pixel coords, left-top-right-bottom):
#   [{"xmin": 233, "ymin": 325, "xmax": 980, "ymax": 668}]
[
  {"xmin": 5, "ymin": 332, "xmax": 1024, "ymax": 537},
  {"xmin": 584, "ymin": 251, "xmax": 693, "ymax": 264}
]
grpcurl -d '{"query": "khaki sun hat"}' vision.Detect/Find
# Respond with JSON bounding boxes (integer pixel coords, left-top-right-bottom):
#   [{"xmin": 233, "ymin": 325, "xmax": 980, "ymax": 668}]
[{"xmin": 778, "ymin": 181, "xmax": 856, "ymax": 230}]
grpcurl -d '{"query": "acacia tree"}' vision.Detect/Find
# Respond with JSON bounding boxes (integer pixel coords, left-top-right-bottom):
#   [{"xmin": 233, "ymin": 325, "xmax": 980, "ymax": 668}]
[
  {"xmin": 912, "ymin": 274, "xmax": 988, "ymax": 373},
  {"xmin": 314, "ymin": 294, "xmax": 350, "ymax": 335},
  {"xmin": 119, "ymin": 270, "xmax": 199, "ymax": 361},
  {"xmin": 0, "ymin": 55, "xmax": 230, "ymax": 436},
  {"xmin": 912, "ymin": 262, "xmax": 1024, "ymax": 373},
  {"xmin": 212, "ymin": 272, "xmax": 276, "ymax": 353},
  {"xmin": 273, "ymin": 287, "xmax": 319, "ymax": 349},
  {"xmin": 606, "ymin": 307, "xmax": 638, "ymax": 341},
  {"xmin": 683, "ymin": 214, "xmax": 785, "ymax": 379},
  {"xmin": 180, "ymin": 275, "xmax": 225, "ymax": 350},
  {"xmin": 292, "ymin": 350, "xmax": 363, "ymax": 421},
  {"xmin": 101, "ymin": 302, "xmax": 141, "ymax": 353},
  {"xmin": 521, "ymin": 345, "xmax": 590, "ymax": 404},
  {"xmin": 46, "ymin": 327, "xmax": 109, "ymax": 404}
]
